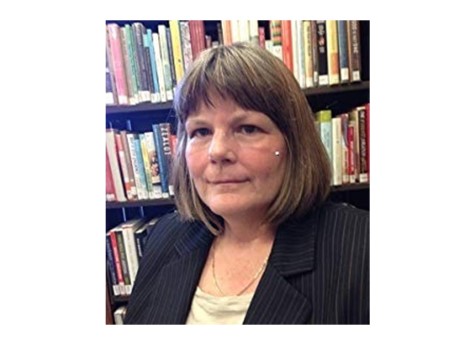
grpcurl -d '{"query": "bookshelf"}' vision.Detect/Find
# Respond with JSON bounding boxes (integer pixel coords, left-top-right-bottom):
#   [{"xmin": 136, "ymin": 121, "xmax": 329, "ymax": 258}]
[{"xmin": 105, "ymin": 20, "xmax": 370, "ymax": 324}]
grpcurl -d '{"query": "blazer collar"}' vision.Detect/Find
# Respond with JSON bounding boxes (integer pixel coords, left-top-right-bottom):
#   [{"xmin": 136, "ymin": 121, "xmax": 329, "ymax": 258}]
[{"xmin": 150, "ymin": 208, "xmax": 320, "ymax": 324}]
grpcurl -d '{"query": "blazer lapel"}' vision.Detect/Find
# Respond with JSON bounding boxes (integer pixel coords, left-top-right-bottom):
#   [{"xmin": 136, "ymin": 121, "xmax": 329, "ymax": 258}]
[
  {"xmin": 144, "ymin": 222, "xmax": 214, "ymax": 324},
  {"xmin": 244, "ymin": 208, "xmax": 320, "ymax": 324}
]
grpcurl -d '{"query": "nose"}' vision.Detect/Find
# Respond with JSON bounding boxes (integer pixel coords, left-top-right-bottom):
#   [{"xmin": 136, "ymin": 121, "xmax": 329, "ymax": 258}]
[{"xmin": 208, "ymin": 131, "xmax": 236, "ymax": 163}]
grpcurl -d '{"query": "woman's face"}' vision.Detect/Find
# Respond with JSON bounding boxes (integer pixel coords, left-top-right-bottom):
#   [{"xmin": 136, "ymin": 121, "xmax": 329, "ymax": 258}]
[{"xmin": 185, "ymin": 95, "xmax": 287, "ymax": 223}]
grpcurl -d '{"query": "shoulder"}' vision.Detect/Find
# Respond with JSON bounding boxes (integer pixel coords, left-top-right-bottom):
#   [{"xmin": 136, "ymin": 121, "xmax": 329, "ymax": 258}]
[{"xmin": 316, "ymin": 201, "xmax": 369, "ymax": 231}]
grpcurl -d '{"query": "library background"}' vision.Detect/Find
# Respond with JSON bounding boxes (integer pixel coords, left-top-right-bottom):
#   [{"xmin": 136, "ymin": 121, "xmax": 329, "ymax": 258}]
[{"xmin": 105, "ymin": 20, "xmax": 370, "ymax": 325}]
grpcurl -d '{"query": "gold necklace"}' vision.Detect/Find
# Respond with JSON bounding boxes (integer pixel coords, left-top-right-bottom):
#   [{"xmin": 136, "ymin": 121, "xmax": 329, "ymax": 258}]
[{"xmin": 211, "ymin": 246, "xmax": 268, "ymax": 296}]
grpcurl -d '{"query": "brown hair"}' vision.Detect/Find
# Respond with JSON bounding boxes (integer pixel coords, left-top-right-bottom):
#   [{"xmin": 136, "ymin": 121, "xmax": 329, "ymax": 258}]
[{"xmin": 172, "ymin": 43, "xmax": 331, "ymax": 234}]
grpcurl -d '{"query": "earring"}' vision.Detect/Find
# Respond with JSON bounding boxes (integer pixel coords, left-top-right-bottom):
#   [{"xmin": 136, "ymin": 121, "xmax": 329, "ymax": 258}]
[{"xmin": 274, "ymin": 151, "xmax": 280, "ymax": 156}]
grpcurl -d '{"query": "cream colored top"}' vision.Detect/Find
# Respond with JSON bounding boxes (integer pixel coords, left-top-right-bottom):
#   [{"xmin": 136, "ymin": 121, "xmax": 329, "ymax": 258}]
[{"xmin": 185, "ymin": 287, "xmax": 254, "ymax": 325}]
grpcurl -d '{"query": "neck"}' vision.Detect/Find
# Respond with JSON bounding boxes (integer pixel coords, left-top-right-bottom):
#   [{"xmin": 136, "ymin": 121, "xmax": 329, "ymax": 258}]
[{"xmin": 219, "ymin": 218, "xmax": 276, "ymax": 247}]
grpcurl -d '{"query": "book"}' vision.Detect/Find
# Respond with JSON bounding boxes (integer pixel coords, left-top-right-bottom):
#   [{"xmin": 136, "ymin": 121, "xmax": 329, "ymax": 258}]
[
  {"xmin": 310, "ymin": 20, "xmax": 319, "ymax": 86},
  {"xmin": 144, "ymin": 131, "xmax": 162, "ymax": 198},
  {"xmin": 120, "ymin": 26, "xmax": 138, "ymax": 105},
  {"xmin": 169, "ymin": 20, "xmax": 185, "ymax": 83},
  {"xmin": 105, "ymin": 47, "xmax": 115, "ymax": 105},
  {"xmin": 180, "ymin": 21, "xmax": 193, "ymax": 72},
  {"xmin": 152, "ymin": 124, "xmax": 170, "ymax": 198},
  {"xmin": 106, "ymin": 24, "xmax": 129, "ymax": 105},
  {"xmin": 114, "ymin": 132, "xmax": 135, "ymax": 200},
  {"xmin": 143, "ymin": 29, "xmax": 160, "ymax": 103},
  {"xmin": 106, "ymin": 129, "xmax": 127, "ymax": 202},
  {"xmin": 348, "ymin": 20, "xmax": 361, "ymax": 82},
  {"xmin": 358, "ymin": 106, "xmax": 369, "ymax": 183},
  {"xmin": 303, "ymin": 20, "xmax": 314, "ymax": 88},
  {"xmin": 331, "ymin": 117, "xmax": 343, "ymax": 186},
  {"xmin": 120, "ymin": 130, "xmax": 137, "ymax": 200},
  {"xmin": 281, "ymin": 20, "xmax": 293, "ymax": 72},
  {"xmin": 152, "ymin": 33, "xmax": 167, "ymax": 102},
  {"xmin": 106, "ymin": 147, "xmax": 116, "ymax": 202},
  {"xmin": 316, "ymin": 21, "xmax": 329, "ymax": 86},
  {"xmin": 108, "ymin": 229, "xmax": 126, "ymax": 296},
  {"xmin": 126, "ymin": 133, "xmax": 148, "ymax": 200},
  {"xmin": 315, "ymin": 110, "xmax": 333, "ymax": 176},
  {"xmin": 269, "ymin": 20, "xmax": 283, "ymax": 61},
  {"xmin": 158, "ymin": 25, "xmax": 174, "ymax": 101},
  {"xmin": 337, "ymin": 20, "xmax": 350, "ymax": 83},
  {"xmin": 113, "ymin": 305, "xmax": 127, "ymax": 325},
  {"xmin": 131, "ymin": 23, "xmax": 151, "ymax": 103},
  {"xmin": 105, "ymin": 234, "xmax": 120, "ymax": 296},
  {"xmin": 326, "ymin": 20, "xmax": 339, "ymax": 85}
]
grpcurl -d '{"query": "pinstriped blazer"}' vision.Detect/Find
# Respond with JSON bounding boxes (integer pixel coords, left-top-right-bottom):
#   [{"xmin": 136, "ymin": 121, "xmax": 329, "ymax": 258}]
[{"xmin": 124, "ymin": 202, "xmax": 369, "ymax": 324}]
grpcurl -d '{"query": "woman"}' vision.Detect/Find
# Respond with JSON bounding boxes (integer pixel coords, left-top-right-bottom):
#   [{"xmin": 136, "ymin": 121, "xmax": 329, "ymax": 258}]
[{"xmin": 124, "ymin": 43, "xmax": 369, "ymax": 324}]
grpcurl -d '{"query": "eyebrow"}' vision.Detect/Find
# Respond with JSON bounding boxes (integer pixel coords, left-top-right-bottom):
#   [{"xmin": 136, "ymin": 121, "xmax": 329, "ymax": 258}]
[{"xmin": 186, "ymin": 112, "xmax": 263, "ymax": 127}]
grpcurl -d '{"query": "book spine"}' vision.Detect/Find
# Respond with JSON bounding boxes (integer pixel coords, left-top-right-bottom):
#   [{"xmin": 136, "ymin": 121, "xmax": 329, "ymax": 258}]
[
  {"xmin": 337, "ymin": 20, "xmax": 350, "ymax": 83},
  {"xmin": 340, "ymin": 113, "xmax": 350, "ymax": 184},
  {"xmin": 121, "ymin": 225, "xmax": 140, "ymax": 290},
  {"xmin": 269, "ymin": 20, "xmax": 283, "ymax": 61},
  {"xmin": 221, "ymin": 20, "xmax": 232, "ymax": 45},
  {"xmin": 347, "ymin": 120, "xmax": 356, "ymax": 183},
  {"xmin": 158, "ymin": 25, "xmax": 173, "ymax": 101},
  {"xmin": 144, "ymin": 29, "xmax": 160, "ymax": 103},
  {"xmin": 120, "ymin": 26, "xmax": 137, "ymax": 105},
  {"xmin": 106, "ymin": 234, "xmax": 120, "ymax": 296},
  {"xmin": 139, "ymin": 133, "xmax": 155, "ymax": 199},
  {"xmin": 152, "ymin": 33, "xmax": 167, "ymax": 103},
  {"xmin": 106, "ymin": 24, "xmax": 129, "ymax": 105},
  {"xmin": 169, "ymin": 20, "xmax": 185, "ymax": 83},
  {"xmin": 106, "ymin": 147, "xmax": 116, "ymax": 202},
  {"xmin": 114, "ymin": 132, "xmax": 134, "ymax": 200},
  {"xmin": 141, "ymin": 32, "xmax": 156, "ymax": 103},
  {"xmin": 310, "ymin": 20, "xmax": 319, "ymax": 86},
  {"xmin": 105, "ymin": 47, "xmax": 115, "ymax": 105},
  {"xmin": 120, "ymin": 130, "xmax": 137, "ymax": 199},
  {"xmin": 316, "ymin": 20, "xmax": 329, "ymax": 86},
  {"xmin": 124, "ymin": 24, "xmax": 140, "ymax": 104},
  {"xmin": 133, "ymin": 135, "xmax": 150, "ymax": 199},
  {"xmin": 132, "ymin": 22, "xmax": 151, "ymax": 102},
  {"xmin": 115, "ymin": 230, "xmax": 131, "ymax": 295},
  {"xmin": 180, "ymin": 21, "xmax": 193, "ymax": 72},
  {"xmin": 152, "ymin": 124, "xmax": 170, "ymax": 198},
  {"xmin": 127, "ymin": 133, "xmax": 148, "ymax": 200},
  {"xmin": 258, "ymin": 26, "xmax": 266, "ymax": 48},
  {"xmin": 281, "ymin": 20, "xmax": 293, "ymax": 72},
  {"xmin": 230, "ymin": 20, "xmax": 240, "ymax": 43},
  {"xmin": 159, "ymin": 123, "xmax": 174, "ymax": 196},
  {"xmin": 358, "ymin": 106, "xmax": 369, "ymax": 183},
  {"xmin": 249, "ymin": 20, "xmax": 259, "ymax": 46},
  {"xmin": 109, "ymin": 230, "xmax": 126, "ymax": 296},
  {"xmin": 316, "ymin": 110, "xmax": 333, "ymax": 175},
  {"xmin": 216, "ymin": 22, "xmax": 224, "ymax": 45},
  {"xmin": 348, "ymin": 20, "xmax": 361, "ymax": 82},
  {"xmin": 106, "ymin": 129, "xmax": 127, "ymax": 202},
  {"xmin": 365, "ymin": 103, "xmax": 370, "ymax": 181},
  {"xmin": 326, "ymin": 20, "xmax": 339, "ymax": 85},
  {"xmin": 303, "ymin": 20, "xmax": 314, "ymax": 88},
  {"xmin": 349, "ymin": 108, "xmax": 361, "ymax": 183},
  {"xmin": 295, "ymin": 20, "xmax": 306, "ymax": 88},
  {"xmin": 166, "ymin": 28, "xmax": 177, "ymax": 90},
  {"xmin": 331, "ymin": 117, "xmax": 343, "ymax": 186},
  {"xmin": 144, "ymin": 131, "xmax": 162, "ymax": 198}
]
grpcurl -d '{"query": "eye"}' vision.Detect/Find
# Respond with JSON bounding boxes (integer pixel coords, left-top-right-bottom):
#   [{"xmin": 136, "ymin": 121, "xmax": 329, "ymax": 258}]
[
  {"xmin": 239, "ymin": 125, "xmax": 260, "ymax": 135},
  {"xmin": 190, "ymin": 128, "xmax": 211, "ymax": 138}
]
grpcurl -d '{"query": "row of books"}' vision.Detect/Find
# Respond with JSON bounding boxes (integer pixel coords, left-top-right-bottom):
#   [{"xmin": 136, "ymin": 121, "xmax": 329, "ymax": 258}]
[
  {"xmin": 105, "ymin": 20, "xmax": 363, "ymax": 106},
  {"xmin": 106, "ymin": 124, "xmax": 176, "ymax": 203},
  {"xmin": 106, "ymin": 217, "xmax": 158, "ymax": 296},
  {"xmin": 315, "ymin": 103, "xmax": 370, "ymax": 186}
]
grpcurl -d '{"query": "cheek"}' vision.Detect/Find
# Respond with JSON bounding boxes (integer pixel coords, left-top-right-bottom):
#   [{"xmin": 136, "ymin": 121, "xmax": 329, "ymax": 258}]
[{"xmin": 185, "ymin": 146, "xmax": 206, "ymax": 178}]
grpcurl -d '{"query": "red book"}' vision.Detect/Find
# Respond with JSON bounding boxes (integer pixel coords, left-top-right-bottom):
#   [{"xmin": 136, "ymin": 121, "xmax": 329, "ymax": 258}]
[
  {"xmin": 365, "ymin": 103, "xmax": 370, "ymax": 181},
  {"xmin": 189, "ymin": 20, "xmax": 206, "ymax": 60},
  {"xmin": 281, "ymin": 20, "xmax": 293, "ymax": 71},
  {"xmin": 106, "ymin": 147, "xmax": 116, "ymax": 201},
  {"xmin": 258, "ymin": 27, "xmax": 266, "ymax": 48}
]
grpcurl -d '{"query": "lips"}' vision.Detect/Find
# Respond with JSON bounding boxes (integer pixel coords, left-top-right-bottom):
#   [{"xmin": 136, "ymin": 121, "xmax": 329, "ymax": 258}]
[{"xmin": 208, "ymin": 178, "xmax": 249, "ymax": 184}]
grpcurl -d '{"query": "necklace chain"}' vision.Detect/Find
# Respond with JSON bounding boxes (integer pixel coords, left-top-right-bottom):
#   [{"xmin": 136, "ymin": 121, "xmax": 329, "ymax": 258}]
[{"xmin": 211, "ymin": 246, "xmax": 268, "ymax": 296}]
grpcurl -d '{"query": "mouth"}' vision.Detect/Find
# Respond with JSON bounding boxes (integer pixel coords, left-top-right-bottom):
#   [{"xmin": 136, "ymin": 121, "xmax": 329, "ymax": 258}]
[{"xmin": 208, "ymin": 178, "xmax": 249, "ymax": 185}]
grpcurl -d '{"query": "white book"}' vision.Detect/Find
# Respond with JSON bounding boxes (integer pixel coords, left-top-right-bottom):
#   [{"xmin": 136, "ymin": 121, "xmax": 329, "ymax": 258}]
[
  {"xmin": 331, "ymin": 117, "xmax": 343, "ymax": 186},
  {"xmin": 114, "ymin": 305, "xmax": 127, "ymax": 325},
  {"xmin": 231, "ymin": 20, "xmax": 240, "ymax": 42},
  {"xmin": 144, "ymin": 132, "xmax": 163, "ymax": 199},
  {"xmin": 249, "ymin": 20, "xmax": 259, "ymax": 45},
  {"xmin": 158, "ymin": 25, "xmax": 174, "ymax": 101},
  {"xmin": 152, "ymin": 33, "xmax": 167, "ymax": 103},
  {"xmin": 238, "ymin": 20, "xmax": 250, "ymax": 43}
]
